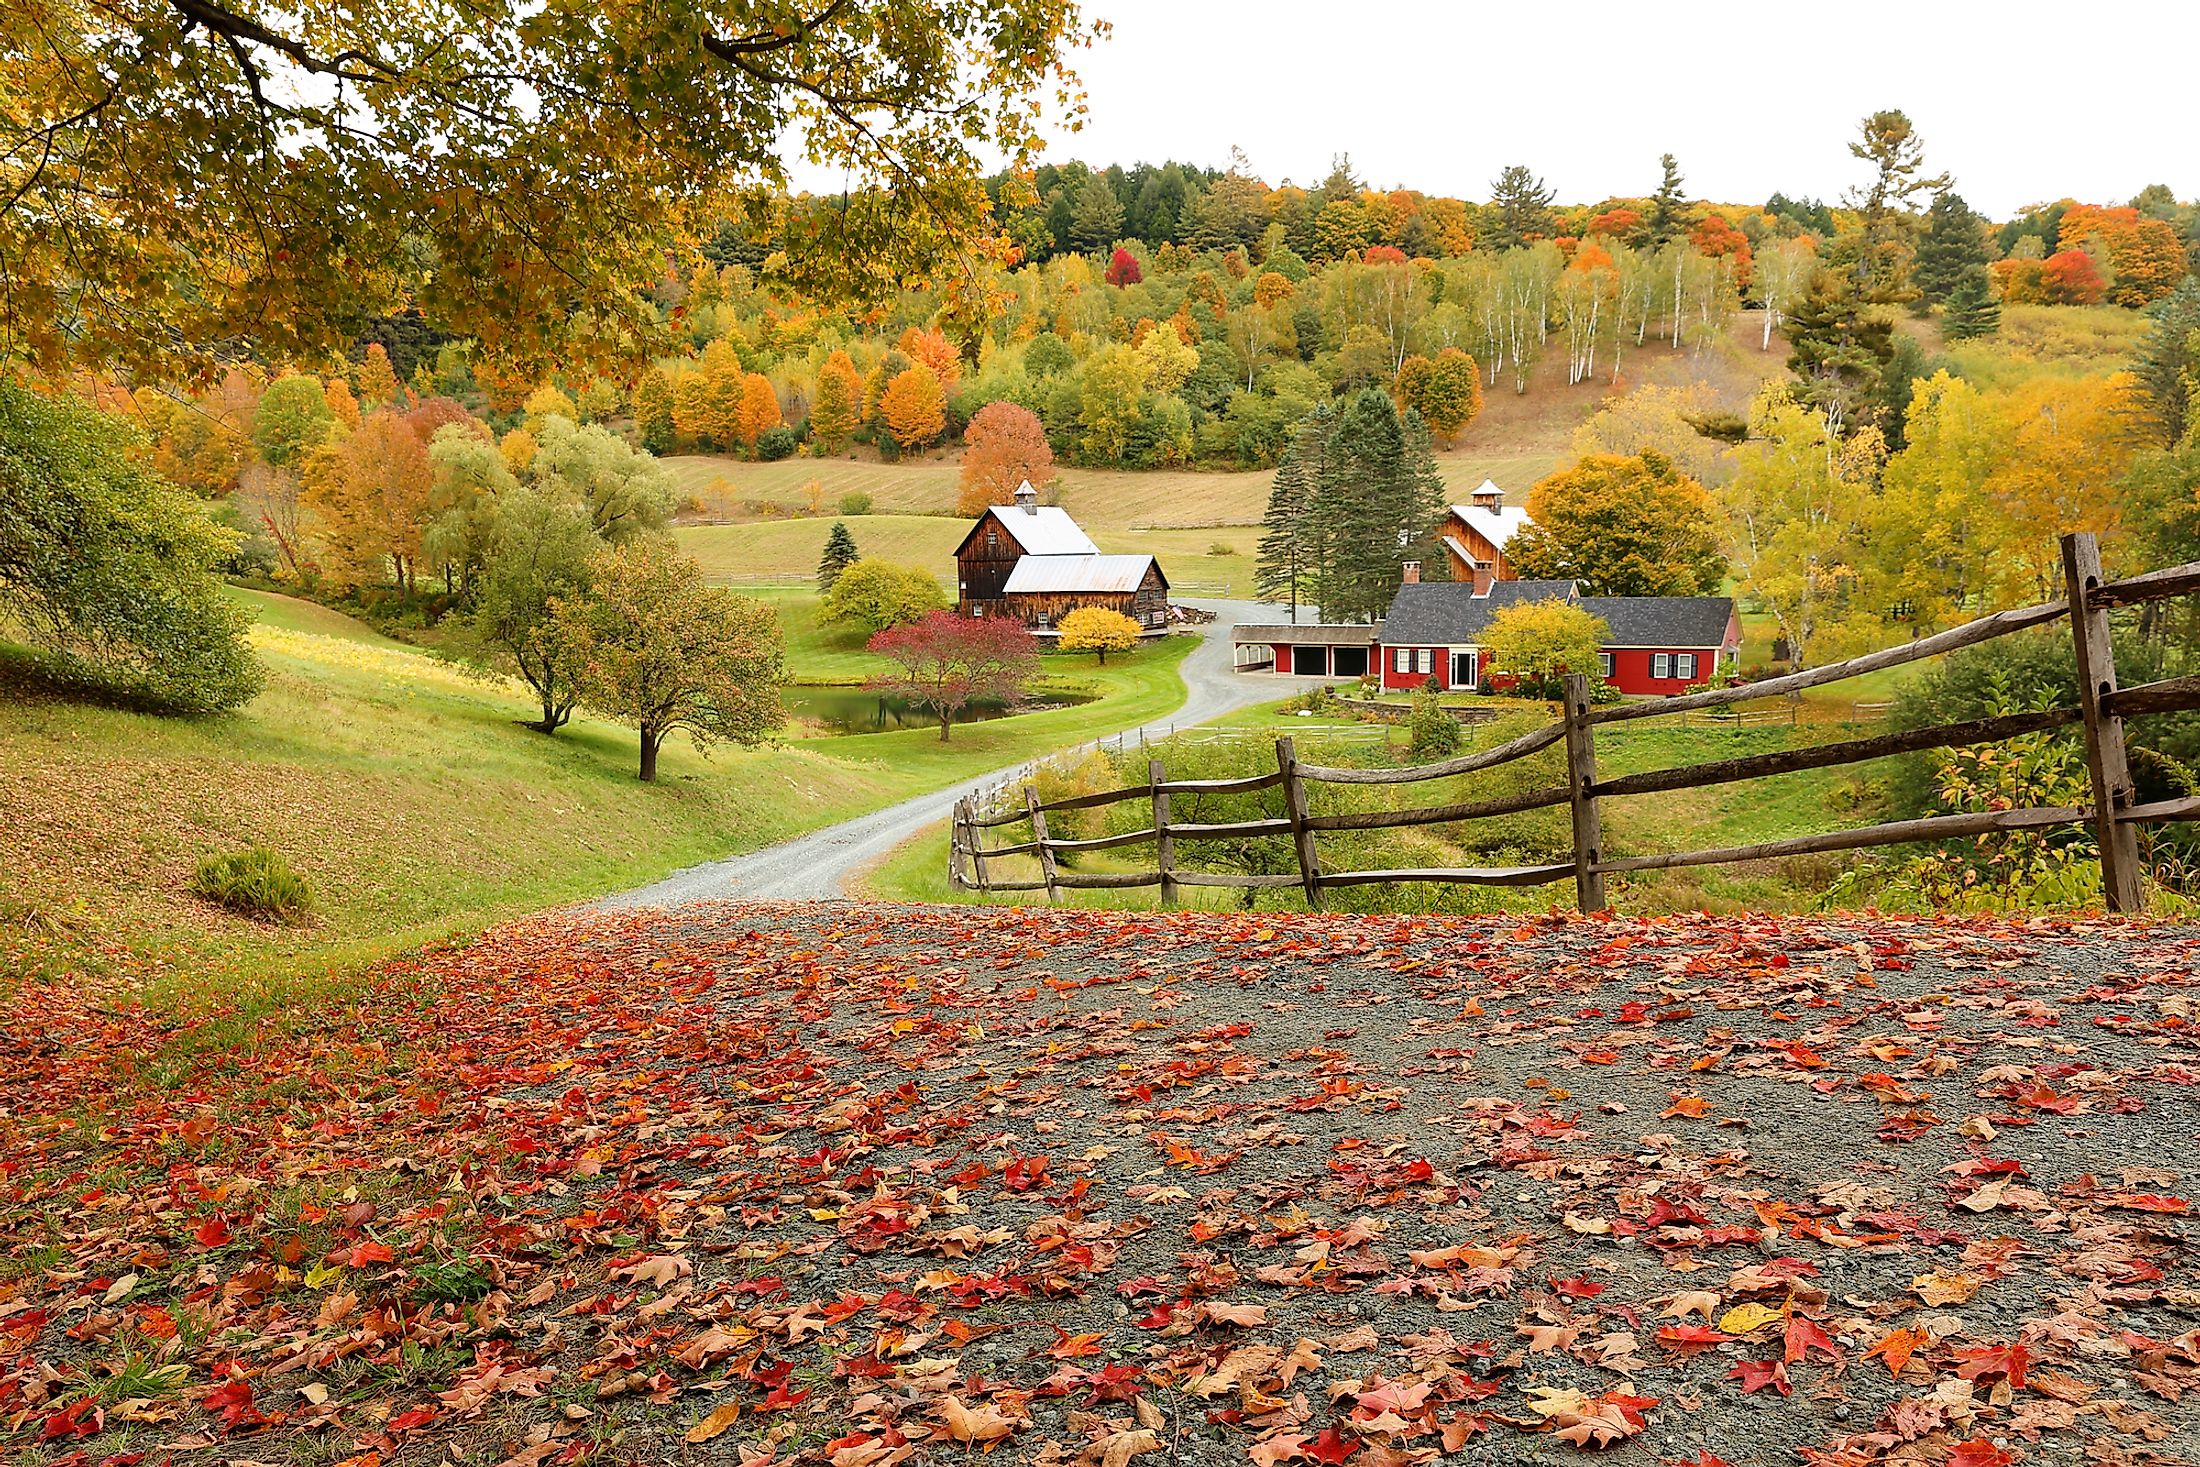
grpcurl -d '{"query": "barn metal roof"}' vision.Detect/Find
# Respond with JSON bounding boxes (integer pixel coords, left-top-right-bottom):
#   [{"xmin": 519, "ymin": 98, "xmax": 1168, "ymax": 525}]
[
  {"xmin": 1002, "ymin": 553, "xmax": 1158, "ymax": 595},
  {"xmin": 1448, "ymin": 500, "xmax": 1532, "ymax": 553},
  {"xmin": 983, "ymin": 503, "xmax": 1098, "ymax": 556}
]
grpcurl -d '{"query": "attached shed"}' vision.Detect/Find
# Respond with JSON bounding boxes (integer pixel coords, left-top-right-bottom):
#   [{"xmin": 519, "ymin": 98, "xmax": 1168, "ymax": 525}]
[{"xmin": 1231, "ymin": 623, "xmax": 1381, "ymax": 678}]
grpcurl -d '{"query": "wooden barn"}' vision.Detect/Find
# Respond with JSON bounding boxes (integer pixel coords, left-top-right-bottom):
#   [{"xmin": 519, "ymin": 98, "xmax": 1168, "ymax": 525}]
[
  {"xmin": 1440, "ymin": 480, "xmax": 1531, "ymax": 592},
  {"xmin": 954, "ymin": 482, "xmax": 1171, "ymax": 635}
]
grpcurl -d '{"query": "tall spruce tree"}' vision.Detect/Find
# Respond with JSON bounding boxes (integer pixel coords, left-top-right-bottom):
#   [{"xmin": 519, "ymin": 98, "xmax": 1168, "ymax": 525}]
[
  {"xmin": 1841, "ymin": 109, "xmax": 1948, "ymax": 303},
  {"xmin": 1647, "ymin": 154, "xmax": 1688, "ymax": 245},
  {"xmin": 1306, "ymin": 389, "xmax": 1448, "ymax": 622},
  {"xmin": 1255, "ymin": 408, "xmax": 1331, "ymax": 623},
  {"xmin": 1914, "ymin": 192, "xmax": 1991, "ymax": 306},
  {"xmin": 1941, "ymin": 268, "xmax": 2002, "ymax": 342},
  {"xmin": 816, "ymin": 521, "xmax": 859, "ymax": 592},
  {"xmin": 2136, "ymin": 279, "xmax": 2200, "ymax": 446}
]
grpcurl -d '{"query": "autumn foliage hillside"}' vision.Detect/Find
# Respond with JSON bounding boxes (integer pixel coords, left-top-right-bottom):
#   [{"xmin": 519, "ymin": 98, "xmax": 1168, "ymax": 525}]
[{"xmin": 4, "ymin": 903, "xmax": 2195, "ymax": 1464}]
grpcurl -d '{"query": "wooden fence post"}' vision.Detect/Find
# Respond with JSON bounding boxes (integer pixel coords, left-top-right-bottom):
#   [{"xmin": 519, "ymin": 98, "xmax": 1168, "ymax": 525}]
[
  {"xmin": 2063, "ymin": 532, "xmax": 2146, "ymax": 912},
  {"xmin": 971, "ymin": 793, "xmax": 993, "ymax": 897},
  {"xmin": 1149, "ymin": 759, "xmax": 1178, "ymax": 910},
  {"xmin": 1025, "ymin": 785, "xmax": 1062, "ymax": 905},
  {"xmin": 949, "ymin": 799, "xmax": 970, "ymax": 891},
  {"xmin": 1563, "ymin": 673, "xmax": 1608, "ymax": 912},
  {"xmin": 1277, "ymin": 736, "xmax": 1324, "ymax": 911}
]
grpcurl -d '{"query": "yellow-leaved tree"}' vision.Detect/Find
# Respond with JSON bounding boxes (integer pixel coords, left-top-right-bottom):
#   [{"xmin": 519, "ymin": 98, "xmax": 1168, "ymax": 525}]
[
  {"xmin": 1480, "ymin": 600, "xmax": 1609, "ymax": 698},
  {"xmin": 1056, "ymin": 606, "xmax": 1141, "ymax": 664}
]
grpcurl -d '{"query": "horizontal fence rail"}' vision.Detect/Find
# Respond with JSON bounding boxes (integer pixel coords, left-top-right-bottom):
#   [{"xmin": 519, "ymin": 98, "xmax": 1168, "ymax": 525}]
[{"xmin": 949, "ymin": 535, "xmax": 2200, "ymax": 914}]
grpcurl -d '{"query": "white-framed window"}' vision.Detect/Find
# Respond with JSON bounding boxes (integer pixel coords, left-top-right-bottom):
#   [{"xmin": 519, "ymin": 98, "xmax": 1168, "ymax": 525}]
[
  {"xmin": 1415, "ymin": 648, "xmax": 1433, "ymax": 675},
  {"xmin": 1652, "ymin": 653, "xmax": 1672, "ymax": 679},
  {"xmin": 1598, "ymin": 651, "xmax": 1614, "ymax": 678},
  {"xmin": 1676, "ymin": 652, "xmax": 1698, "ymax": 680},
  {"xmin": 1393, "ymin": 647, "xmax": 1411, "ymax": 673}
]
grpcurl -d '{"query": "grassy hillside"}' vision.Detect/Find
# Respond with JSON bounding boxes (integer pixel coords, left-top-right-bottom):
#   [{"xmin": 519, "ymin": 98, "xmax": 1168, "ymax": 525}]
[{"xmin": 0, "ymin": 588, "xmax": 1193, "ymax": 1012}]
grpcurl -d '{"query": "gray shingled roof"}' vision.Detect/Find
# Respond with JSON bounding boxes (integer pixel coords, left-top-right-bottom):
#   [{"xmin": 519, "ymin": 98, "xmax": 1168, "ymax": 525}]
[
  {"xmin": 1579, "ymin": 597, "xmax": 1737, "ymax": 648},
  {"xmin": 1378, "ymin": 581, "xmax": 1580, "ymax": 645}
]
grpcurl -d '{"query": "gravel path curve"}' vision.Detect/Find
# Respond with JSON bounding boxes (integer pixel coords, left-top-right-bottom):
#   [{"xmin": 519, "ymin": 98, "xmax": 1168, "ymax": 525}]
[{"xmin": 601, "ymin": 598, "xmax": 1335, "ymax": 905}]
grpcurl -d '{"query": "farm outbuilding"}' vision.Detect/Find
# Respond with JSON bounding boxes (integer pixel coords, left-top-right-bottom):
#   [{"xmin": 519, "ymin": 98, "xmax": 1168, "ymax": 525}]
[{"xmin": 954, "ymin": 482, "xmax": 1170, "ymax": 635}]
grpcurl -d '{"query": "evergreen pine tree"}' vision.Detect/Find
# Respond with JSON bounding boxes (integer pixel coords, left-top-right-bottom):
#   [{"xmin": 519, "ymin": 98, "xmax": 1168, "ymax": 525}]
[
  {"xmin": 816, "ymin": 521, "xmax": 859, "ymax": 592},
  {"xmin": 2136, "ymin": 279, "xmax": 2200, "ymax": 446},
  {"xmin": 1914, "ymin": 192, "xmax": 1991, "ymax": 306},
  {"xmin": 1309, "ymin": 389, "xmax": 1447, "ymax": 622},
  {"xmin": 1484, "ymin": 165, "xmax": 1556, "ymax": 252},
  {"xmin": 1068, "ymin": 175, "xmax": 1125, "ymax": 254},
  {"xmin": 1941, "ymin": 267, "xmax": 2002, "ymax": 343},
  {"xmin": 1785, "ymin": 273, "xmax": 1897, "ymax": 437},
  {"xmin": 1647, "ymin": 154, "xmax": 1688, "ymax": 244}
]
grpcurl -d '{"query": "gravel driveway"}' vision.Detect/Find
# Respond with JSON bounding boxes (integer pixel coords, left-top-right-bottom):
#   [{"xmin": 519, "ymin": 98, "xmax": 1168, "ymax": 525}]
[{"xmin": 602, "ymin": 598, "xmax": 1337, "ymax": 905}]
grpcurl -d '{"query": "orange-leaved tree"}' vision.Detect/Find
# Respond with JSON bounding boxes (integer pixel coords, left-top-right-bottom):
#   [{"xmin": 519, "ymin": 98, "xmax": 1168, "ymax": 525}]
[
  {"xmin": 881, "ymin": 364, "xmax": 946, "ymax": 450},
  {"xmin": 304, "ymin": 409, "xmax": 432, "ymax": 593},
  {"xmin": 734, "ymin": 372, "xmax": 781, "ymax": 451},
  {"xmin": 958, "ymin": 401, "xmax": 1054, "ymax": 515}
]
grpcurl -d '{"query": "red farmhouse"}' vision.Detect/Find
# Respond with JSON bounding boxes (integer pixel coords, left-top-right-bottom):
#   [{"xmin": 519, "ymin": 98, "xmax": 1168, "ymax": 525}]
[
  {"xmin": 1376, "ymin": 581, "xmax": 1740, "ymax": 695},
  {"xmin": 1232, "ymin": 582, "xmax": 1740, "ymax": 697}
]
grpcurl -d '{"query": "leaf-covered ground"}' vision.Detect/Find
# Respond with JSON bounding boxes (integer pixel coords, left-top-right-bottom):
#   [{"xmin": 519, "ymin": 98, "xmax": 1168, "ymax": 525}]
[{"xmin": 5, "ymin": 904, "xmax": 2199, "ymax": 1467}]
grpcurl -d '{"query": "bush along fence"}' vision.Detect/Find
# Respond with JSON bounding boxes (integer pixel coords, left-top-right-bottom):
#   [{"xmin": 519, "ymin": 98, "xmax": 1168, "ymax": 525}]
[{"xmin": 950, "ymin": 533, "xmax": 2200, "ymax": 914}]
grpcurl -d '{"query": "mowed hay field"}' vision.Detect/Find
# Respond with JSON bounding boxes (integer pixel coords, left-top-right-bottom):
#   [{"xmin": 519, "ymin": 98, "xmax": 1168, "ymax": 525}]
[{"xmin": 669, "ymin": 312, "xmax": 1795, "ymax": 587}]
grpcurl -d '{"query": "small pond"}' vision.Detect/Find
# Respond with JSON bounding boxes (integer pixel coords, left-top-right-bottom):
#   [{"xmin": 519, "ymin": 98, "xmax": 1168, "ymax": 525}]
[{"xmin": 783, "ymin": 686, "xmax": 1095, "ymax": 735}]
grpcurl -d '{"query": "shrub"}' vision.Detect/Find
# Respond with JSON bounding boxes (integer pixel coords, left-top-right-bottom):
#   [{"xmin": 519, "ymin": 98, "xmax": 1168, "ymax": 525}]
[
  {"xmin": 820, "ymin": 558, "xmax": 946, "ymax": 631},
  {"xmin": 1406, "ymin": 680, "xmax": 1460, "ymax": 761},
  {"xmin": 755, "ymin": 425, "xmax": 798, "ymax": 461},
  {"xmin": 1207, "ymin": 541, "xmax": 1236, "ymax": 557},
  {"xmin": 839, "ymin": 492, "xmax": 873, "ymax": 516},
  {"xmin": 191, "ymin": 847, "xmax": 314, "ymax": 922},
  {"xmin": 0, "ymin": 379, "xmax": 261, "ymax": 713}
]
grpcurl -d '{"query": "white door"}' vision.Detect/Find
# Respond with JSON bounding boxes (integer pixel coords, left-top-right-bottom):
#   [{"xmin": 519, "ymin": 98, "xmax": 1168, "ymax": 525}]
[{"xmin": 1450, "ymin": 650, "xmax": 1477, "ymax": 689}]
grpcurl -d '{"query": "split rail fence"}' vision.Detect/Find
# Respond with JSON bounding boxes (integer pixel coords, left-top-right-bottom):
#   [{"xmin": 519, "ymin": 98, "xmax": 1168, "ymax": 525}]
[{"xmin": 950, "ymin": 534, "xmax": 2200, "ymax": 914}]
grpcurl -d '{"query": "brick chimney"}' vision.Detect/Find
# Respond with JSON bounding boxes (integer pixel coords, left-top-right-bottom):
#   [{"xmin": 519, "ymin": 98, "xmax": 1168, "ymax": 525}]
[
  {"xmin": 1471, "ymin": 563, "xmax": 1495, "ymax": 595},
  {"xmin": 1401, "ymin": 560, "xmax": 1420, "ymax": 585},
  {"xmin": 1013, "ymin": 479, "xmax": 1038, "ymax": 515}
]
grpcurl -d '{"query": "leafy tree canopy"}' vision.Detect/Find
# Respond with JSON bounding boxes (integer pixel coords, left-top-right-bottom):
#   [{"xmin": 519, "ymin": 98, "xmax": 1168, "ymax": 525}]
[{"xmin": 3, "ymin": 0, "xmax": 1104, "ymax": 383}]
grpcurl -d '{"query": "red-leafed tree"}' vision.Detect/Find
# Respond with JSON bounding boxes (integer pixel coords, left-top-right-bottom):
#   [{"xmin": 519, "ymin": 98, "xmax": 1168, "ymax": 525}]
[
  {"xmin": 867, "ymin": 611, "xmax": 1037, "ymax": 742},
  {"xmin": 2040, "ymin": 248, "xmax": 2108, "ymax": 305},
  {"xmin": 1364, "ymin": 244, "xmax": 1408, "ymax": 266},
  {"xmin": 1104, "ymin": 246, "xmax": 1143, "ymax": 287},
  {"xmin": 1690, "ymin": 212, "xmax": 1754, "ymax": 293}
]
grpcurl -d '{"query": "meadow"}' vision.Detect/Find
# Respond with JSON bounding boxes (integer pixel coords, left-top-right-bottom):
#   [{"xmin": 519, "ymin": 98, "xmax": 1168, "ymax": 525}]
[{"xmin": 0, "ymin": 588, "xmax": 1193, "ymax": 1013}]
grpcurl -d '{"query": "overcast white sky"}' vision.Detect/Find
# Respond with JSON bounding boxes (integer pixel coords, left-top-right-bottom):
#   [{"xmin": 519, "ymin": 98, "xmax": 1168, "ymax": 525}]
[{"xmin": 1008, "ymin": 0, "xmax": 2197, "ymax": 218}]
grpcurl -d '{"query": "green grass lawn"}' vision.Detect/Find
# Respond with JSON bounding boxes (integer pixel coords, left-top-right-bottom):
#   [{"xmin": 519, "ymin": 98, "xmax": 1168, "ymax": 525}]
[
  {"xmin": 678, "ymin": 516, "xmax": 963, "ymax": 588},
  {"xmin": 1, "ymin": 590, "xmax": 1194, "ymax": 1016}
]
